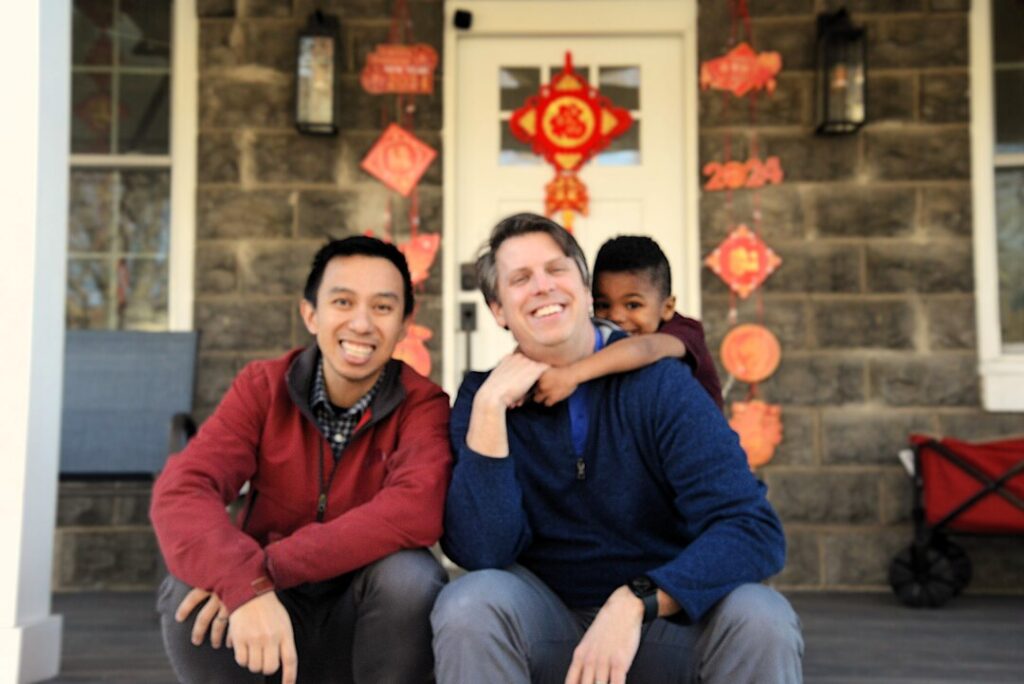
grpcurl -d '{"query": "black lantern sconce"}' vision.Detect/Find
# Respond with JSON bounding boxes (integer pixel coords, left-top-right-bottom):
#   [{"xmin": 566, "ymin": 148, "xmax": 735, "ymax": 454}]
[
  {"xmin": 295, "ymin": 11, "xmax": 341, "ymax": 136},
  {"xmin": 815, "ymin": 9, "xmax": 867, "ymax": 135}
]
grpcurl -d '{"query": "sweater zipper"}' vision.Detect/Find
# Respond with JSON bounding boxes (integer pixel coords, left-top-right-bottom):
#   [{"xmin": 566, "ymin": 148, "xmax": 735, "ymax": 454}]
[{"xmin": 316, "ymin": 440, "xmax": 342, "ymax": 522}]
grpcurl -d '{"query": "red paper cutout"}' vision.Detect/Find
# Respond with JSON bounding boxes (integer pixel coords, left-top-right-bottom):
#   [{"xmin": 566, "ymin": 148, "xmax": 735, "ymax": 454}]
[
  {"xmin": 392, "ymin": 322, "xmax": 432, "ymax": 377},
  {"xmin": 729, "ymin": 399, "xmax": 782, "ymax": 468},
  {"xmin": 361, "ymin": 124, "xmax": 436, "ymax": 197},
  {"xmin": 361, "ymin": 44, "xmax": 438, "ymax": 95},
  {"xmin": 704, "ymin": 224, "xmax": 782, "ymax": 299},
  {"xmin": 721, "ymin": 324, "xmax": 781, "ymax": 384},
  {"xmin": 509, "ymin": 52, "xmax": 633, "ymax": 173},
  {"xmin": 398, "ymin": 233, "xmax": 440, "ymax": 287},
  {"xmin": 700, "ymin": 43, "xmax": 782, "ymax": 97},
  {"xmin": 703, "ymin": 156, "xmax": 784, "ymax": 191},
  {"xmin": 544, "ymin": 172, "xmax": 589, "ymax": 232}
]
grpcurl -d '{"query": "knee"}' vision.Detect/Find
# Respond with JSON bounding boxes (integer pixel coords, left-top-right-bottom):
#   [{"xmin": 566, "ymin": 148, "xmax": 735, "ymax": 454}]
[
  {"xmin": 362, "ymin": 549, "xmax": 447, "ymax": 610},
  {"xmin": 715, "ymin": 584, "xmax": 802, "ymax": 651},
  {"xmin": 430, "ymin": 569, "xmax": 516, "ymax": 635}
]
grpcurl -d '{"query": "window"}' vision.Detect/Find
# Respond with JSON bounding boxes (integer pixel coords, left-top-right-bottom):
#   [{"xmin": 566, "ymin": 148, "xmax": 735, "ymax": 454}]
[
  {"xmin": 67, "ymin": 0, "xmax": 194, "ymax": 331},
  {"xmin": 971, "ymin": 0, "xmax": 1024, "ymax": 410}
]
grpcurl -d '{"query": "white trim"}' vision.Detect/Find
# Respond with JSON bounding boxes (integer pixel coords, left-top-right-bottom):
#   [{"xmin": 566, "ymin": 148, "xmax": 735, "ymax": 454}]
[
  {"xmin": 168, "ymin": 0, "xmax": 197, "ymax": 331},
  {"xmin": 441, "ymin": 0, "xmax": 700, "ymax": 394},
  {"xmin": 970, "ymin": 0, "xmax": 1024, "ymax": 411},
  {"xmin": 70, "ymin": 153, "xmax": 172, "ymax": 167}
]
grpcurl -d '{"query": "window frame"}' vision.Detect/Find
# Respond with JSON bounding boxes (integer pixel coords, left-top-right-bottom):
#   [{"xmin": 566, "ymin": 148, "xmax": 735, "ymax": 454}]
[
  {"xmin": 970, "ymin": 0, "xmax": 1024, "ymax": 411},
  {"xmin": 67, "ymin": 0, "xmax": 196, "ymax": 332}
]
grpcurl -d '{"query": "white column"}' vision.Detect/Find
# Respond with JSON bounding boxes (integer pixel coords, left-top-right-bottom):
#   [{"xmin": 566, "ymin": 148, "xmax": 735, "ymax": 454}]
[{"xmin": 0, "ymin": 1, "xmax": 71, "ymax": 681}]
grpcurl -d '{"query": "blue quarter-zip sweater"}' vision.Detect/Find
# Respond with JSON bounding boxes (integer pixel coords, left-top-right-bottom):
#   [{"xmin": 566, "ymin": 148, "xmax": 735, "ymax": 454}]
[{"xmin": 442, "ymin": 352, "xmax": 786, "ymax": 622}]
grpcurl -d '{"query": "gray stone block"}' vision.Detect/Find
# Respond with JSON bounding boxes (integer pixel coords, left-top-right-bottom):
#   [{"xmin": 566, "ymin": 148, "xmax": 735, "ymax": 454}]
[
  {"xmin": 762, "ymin": 355, "xmax": 867, "ymax": 406},
  {"xmin": 867, "ymin": 16, "xmax": 968, "ymax": 69},
  {"xmin": 865, "ymin": 242, "xmax": 973, "ymax": 293},
  {"xmin": 55, "ymin": 528, "xmax": 160, "ymax": 591},
  {"xmin": 866, "ymin": 74, "xmax": 915, "ymax": 124},
  {"xmin": 774, "ymin": 527, "xmax": 821, "ymax": 587},
  {"xmin": 196, "ymin": 300, "xmax": 293, "ymax": 352},
  {"xmin": 814, "ymin": 186, "xmax": 915, "ymax": 238},
  {"xmin": 870, "ymin": 355, "xmax": 980, "ymax": 406},
  {"xmin": 865, "ymin": 129, "xmax": 970, "ymax": 180},
  {"xmin": 195, "ymin": 354, "xmax": 246, "ymax": 410},
  {"xmin": 700, "ymin": 73, "xmax": 810, "ymax": 128},
  {"xmin": 925, "ymin": 296, "xmax": 976, "ymax": 350},
  {"xmin": 699, "ymin": 133, "xmax": 751, "ymax": 166},
  {"xmin": 812, "ymin": 299, "xmax": 914, "ymax": 349},
  {"xmin": 345, "ymin": 22, "xmax": 391, "ymax": 75},
  {"xmin": 763, "ymin": 471, "xmax": 880, "ymax": 524},
  {"xmin": 700, "ymin": 185, "xmax": 806, "ymax": 246},
  {"xmin": 200, "ymin": 21, "xmax": 241, "ymax": 70},
  {"xmin": 239, "ymin": 241, "xmax": 320, "ymax": 296},
  {"xmin": 921, "ymin": 72, "xmax": 968, "ymax": 123},
  {"xmin": 956, "ymin": 538, "xmax": 1024, "ymax": 592},
  {"xmin": 294, "ymin": 0, "xmax": 389, "ymax": 20},
  {"xmin": 921, "ymin": 185, "xmax": 971, "ymax": 238},
  {"xmin": 199, "ymin": 0, "xmax": 236, "ymax": 18},
  {"xmin": 936, "ymin": 412, "xmax": 1024, "ymax": 440},
  {"xmin": 197, "ymin": 189, "xmax": 293, "ymax": 239},
  {"xmin": 759, "ymin": 133, "xmax": 859, "ymax": 182},
  {"xmin": 196, "ymin": 244, "xmax": 239, "ymax": 296},
  {"xmin": 337, "ymin": 75, "xmax": 383, "ymax": 130},
  {"xmin": 823, "ymin": 0, "xmax": 924, "ymax": 11},
  {"xmin": 198, "ymin": 132, "xmax": 240, "ymax": 184},
  {"xmin": 244, "ymin": 20, "xmax": 300, "ymax": 72},
  {"xmin": 929, "ymin": 0, "xmax": 969, "ymax": 11},
  {"xmin": 701, "ymin": 295, "xmax": 810, "ymax": 352},
  {"xmin": 243, "ymin": 0, "xmax": 293, "ymax": 18},
  {"xmin": 252, "ymin": 133, "xmax": 339, "ymax": 184},
  {"xmin": 57, "ymin": 490, "xmax": 116, "ymax": 527},
  {"xmin": 747, "ymin": 0, "xmax": 815, "ymax": 17},
  {"xmin": 822, "ymin": 409, "xmax": 935, "ymax": 464},
  {"xmin": 879, "ymin": 467, "xmax": 913, "ymax": 525},
  {"xmin": 763, "ymin": 243, "xmax": 862, "ymax": 294},
  {"xmin": 296, "ymin": 190, "xmax": 361, "ymax": 238},
  {"xmin": 200, "ymin": 75, "xmax": 294, "ymax": 129},
  {"xmin": 58, "ymin": 481, "xmax": 154, "ymax": 527},
  {"xmin": 822, "ymin": 528, "xmax": 909, "ymax": 587},
  {"xmin": 751, "ymin": 18, "xmax": 816, "ymax": 70},
  {"xmin": 768, "ymin": 408, "xmax": 817, "ymax": 467}
]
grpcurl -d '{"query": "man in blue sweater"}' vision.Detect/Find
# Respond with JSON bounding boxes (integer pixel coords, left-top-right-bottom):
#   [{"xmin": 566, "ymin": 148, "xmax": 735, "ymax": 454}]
[{"xmin": 432, "ymin": 213, "xmax": 802, "ymax": 684}]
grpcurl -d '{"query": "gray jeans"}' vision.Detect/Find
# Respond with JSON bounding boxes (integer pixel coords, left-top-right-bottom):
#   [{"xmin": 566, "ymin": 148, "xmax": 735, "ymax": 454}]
[
  {"xmin": 431, "ymin": 565, "xmax": 803, "ymax": 684},
  {"xmin": 158, "ymin": 549, "xmax": 447, "ymax": 684}
]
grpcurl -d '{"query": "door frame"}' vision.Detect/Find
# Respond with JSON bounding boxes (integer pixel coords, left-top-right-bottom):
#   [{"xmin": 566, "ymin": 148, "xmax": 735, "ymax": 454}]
[{"xmin": 441, "ymin": 0, "xmax": 701, "ymax": 394}]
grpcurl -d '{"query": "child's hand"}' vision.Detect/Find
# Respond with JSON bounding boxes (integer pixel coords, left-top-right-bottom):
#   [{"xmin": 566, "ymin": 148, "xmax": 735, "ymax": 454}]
[{"xmin": 533, "ymin": 366, "xmax": 580, "ymax": 406}]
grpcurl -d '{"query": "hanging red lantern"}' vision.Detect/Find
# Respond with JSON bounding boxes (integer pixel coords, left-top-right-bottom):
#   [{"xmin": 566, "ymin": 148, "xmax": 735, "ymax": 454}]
[
  {"xmin": 729, "ymin": 399, "xmax": 783, "ymax": 468},
  {"xmin": 544, "ymin": 172, "xmax": 589, "ymax": 232},
  {"xmin": 721, "ymin": 324, "xmax": 781, "ymax": 384}
]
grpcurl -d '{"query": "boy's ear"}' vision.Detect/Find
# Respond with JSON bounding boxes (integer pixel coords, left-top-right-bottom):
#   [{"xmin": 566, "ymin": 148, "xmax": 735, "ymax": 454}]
[{"xmin": 661, "ymin": 294, "xmax": 676, "ymax": 322}]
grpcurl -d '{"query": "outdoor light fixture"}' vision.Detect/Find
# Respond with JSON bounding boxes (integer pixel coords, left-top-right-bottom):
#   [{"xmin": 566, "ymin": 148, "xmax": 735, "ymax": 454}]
[
  {"xmin": 295, "ymin": 11, "xmax": 341, "ymax": 135},
  {"xmin": 815, "ymin": 8, "xmax": 867, "ymax": 135}
]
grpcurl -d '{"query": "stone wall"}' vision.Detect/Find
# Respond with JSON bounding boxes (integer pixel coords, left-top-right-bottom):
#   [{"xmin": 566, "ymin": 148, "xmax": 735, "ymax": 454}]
[
  {"xmin": 697, "ymin": 0, "xmax": 1023, "ymax": 592},
  {"xmin": 193, "ymin": 0, "xmax": 444, "ymax": 420}
]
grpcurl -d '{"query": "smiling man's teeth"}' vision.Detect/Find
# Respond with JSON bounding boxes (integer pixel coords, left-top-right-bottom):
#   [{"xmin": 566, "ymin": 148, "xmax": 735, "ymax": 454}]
[
  {"xmin": 534, "ymin": 304, "xmax": 563, "ymax": 318},
  {"xmin": 341, "ymin": 341, "xmax": 374, "ymax": 358}
]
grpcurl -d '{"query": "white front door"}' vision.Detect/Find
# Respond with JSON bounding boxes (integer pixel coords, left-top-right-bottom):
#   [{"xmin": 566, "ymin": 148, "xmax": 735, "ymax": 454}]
[{"xmin": 443, "ymin": 1, "xmax": 700, "ymax": 392}]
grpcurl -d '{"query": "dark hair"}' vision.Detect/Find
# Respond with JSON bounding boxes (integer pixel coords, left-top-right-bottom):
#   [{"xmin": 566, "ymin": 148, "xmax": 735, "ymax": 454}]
[
  {"xmin": 593, "ymin": 235, "xmax": 672, "ymax": 299},
  {"xmin": 475, "ymin": 213, "xmax": 589, "ymax": 305},
  {"xmin": 303, "ymin": 236, "xmax": 414, "ymax": 317}
]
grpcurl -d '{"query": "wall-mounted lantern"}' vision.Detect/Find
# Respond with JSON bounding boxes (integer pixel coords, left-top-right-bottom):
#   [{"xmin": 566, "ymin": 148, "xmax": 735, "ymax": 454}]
[
  {"xmin": 295, "ymin": 11, "xmax": 341, "ymax": 136},
  {"xmin": 815, "ymin": 8, "xmax": 867, "ymax": 135}
]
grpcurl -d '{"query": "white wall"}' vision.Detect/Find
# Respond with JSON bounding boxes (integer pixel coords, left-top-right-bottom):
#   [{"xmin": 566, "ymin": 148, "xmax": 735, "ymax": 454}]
[{"xmin": 0, "ymin": 1, "xmax": 71, "ymax": 681}]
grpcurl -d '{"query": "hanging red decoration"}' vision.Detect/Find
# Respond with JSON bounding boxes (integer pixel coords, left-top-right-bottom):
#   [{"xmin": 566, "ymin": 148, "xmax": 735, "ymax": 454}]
[
  {"xmin": 544, "ymin": 172, "xmax": 589, "ymax": 231},
  {"xmin": 704, "ymin": 224, "xmax": 782, "ymax": 299},
  {"xmin": 699, "ymin": 42, "xmax": 782, "ymax": 97},
  {"xmin": 398, "ymin": 233, "xmax": 440, "ymax": 287},
  {"xmin": 720, "ymin": 324, "xmax": 781, "ymax": 384},
  {"xmin": 361, "ymin": 44, "xmax": 438, "ymax": 95},
  {"xmin": 729, "ymin": 399, "xmax": 783, "ymax": 468},
  {"xmin": 393, "ymin": 322, "xmax": 432, "ymax": 377},
  {"xmin": 360, "ymin": 124, "xmax": 436, "ymax": 197},
  {"xmin": 703, "ymin": 156, "xmax": 784, "ymax": 191}
]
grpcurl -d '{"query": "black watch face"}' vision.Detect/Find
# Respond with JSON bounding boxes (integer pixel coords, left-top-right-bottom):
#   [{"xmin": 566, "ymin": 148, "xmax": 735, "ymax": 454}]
[{"xmin": 630, "ymin": 575, "xmax": 655, "ymax": 596}]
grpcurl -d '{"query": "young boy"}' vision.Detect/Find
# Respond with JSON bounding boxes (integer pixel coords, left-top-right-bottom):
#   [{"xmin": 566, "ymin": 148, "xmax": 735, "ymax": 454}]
[{"xmin": 533, "ymin": 235, "xmax": 724, "ymax": 410}]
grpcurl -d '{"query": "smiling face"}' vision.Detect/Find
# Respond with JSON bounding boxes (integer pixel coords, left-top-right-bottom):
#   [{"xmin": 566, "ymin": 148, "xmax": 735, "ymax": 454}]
[
  {"xmin": 489, "ymin": 231, "xmax": 594, "ymax": 365},
  {"xmin": 300, "ymin": 255, "xmax": 408, "ymax": 407},
  {"xmin": 593, "ymin": 270, "xmax": 675, "ymax": 334}
]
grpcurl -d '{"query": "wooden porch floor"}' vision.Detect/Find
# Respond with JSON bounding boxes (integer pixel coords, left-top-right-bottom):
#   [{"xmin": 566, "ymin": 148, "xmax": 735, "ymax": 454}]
[{"xmin": 46, "ymin": 591, "xmax": 1024, "ymax": 683}]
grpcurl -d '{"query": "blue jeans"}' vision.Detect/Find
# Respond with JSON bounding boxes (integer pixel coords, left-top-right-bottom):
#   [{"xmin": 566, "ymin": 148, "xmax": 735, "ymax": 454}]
[{"xmin": 431, "ymin": 565, "xmax": 803, "ymax": 684}]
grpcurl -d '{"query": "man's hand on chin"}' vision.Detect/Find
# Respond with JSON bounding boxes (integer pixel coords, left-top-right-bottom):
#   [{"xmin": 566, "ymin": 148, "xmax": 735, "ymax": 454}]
[
  {"xmin": 226, "ymin": 591, "xmax": 298, "ymax": 684},
  {"xmin": 564, "ymin": 586, "xmax": 644, "ymax": 684}
]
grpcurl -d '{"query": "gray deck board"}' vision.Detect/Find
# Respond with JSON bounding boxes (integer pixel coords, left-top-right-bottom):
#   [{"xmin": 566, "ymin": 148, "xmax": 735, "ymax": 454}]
[{"xmin": 45, "ymin": 591, "xmax": 1024, "ymax": 683}]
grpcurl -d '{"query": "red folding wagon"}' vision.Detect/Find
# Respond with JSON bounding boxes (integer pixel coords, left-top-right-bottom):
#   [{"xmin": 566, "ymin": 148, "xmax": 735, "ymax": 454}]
[{"xmin": 888, "ymin": 433, "xmax": 1024, "ymax": 608}]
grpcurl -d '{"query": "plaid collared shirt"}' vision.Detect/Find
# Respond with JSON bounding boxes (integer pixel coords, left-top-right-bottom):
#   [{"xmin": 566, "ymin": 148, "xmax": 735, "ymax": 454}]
[{"xmin": 310, "ymin": 360, "xmax": 383, "ymax": 461}]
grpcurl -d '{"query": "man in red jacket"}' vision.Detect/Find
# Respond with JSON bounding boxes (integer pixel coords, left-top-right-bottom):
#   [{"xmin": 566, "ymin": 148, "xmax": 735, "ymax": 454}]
[{"xmin": 151, "ymin": 236, "xmax": 452, "ymax": 684}]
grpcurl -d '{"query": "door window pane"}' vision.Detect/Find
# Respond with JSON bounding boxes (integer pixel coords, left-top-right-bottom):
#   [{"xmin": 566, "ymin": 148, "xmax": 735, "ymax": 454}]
[
  {"xmin": 993, "ymin": 0, "xmax": 1024, "ymax": 63},
  {"xmin": 595, "ymin": 121, "xmax": 640, "ymax": 166},
  {"xmin": 598, "ymin": 65, "xmax": 640, "ymax": 109},
  {"xmin": 500, "ymin": 122, "xmax": 542, "ymax": 166},
  {"xmin": 994, "ymin": 69, "xmax": 1024, "ymax": 154},
  {"xmin": 996, "ymin": 168, "xmax": 1024, "ymax": 345},
  {"xmin": 500, "ymin": 67, "xmax": 541, "ymax": 111},
  {"xmin": 118, "ymin": 74, "xmax": 171, "ymax": 154}
]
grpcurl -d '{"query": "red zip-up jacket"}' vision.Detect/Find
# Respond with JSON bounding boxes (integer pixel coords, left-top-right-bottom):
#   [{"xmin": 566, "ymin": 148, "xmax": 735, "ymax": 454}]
[{"xmin": 150, "ymin": 346, "xmax": 452, "ymax": 612}]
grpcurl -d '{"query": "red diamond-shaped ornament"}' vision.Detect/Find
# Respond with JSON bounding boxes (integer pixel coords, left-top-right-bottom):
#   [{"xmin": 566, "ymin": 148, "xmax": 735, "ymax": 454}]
[
  {"xmin": 361, "ymin": 124, "xmax": 436, "ymax": 197},
  {"xmin": 704, "ymin": 224, "xmax": 781, "ymax": 299}
]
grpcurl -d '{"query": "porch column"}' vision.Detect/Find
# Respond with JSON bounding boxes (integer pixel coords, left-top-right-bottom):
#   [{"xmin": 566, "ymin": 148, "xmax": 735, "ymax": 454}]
[{"xmin": 0, "ymin": 1, "xmax": 71, "ymax": 681}]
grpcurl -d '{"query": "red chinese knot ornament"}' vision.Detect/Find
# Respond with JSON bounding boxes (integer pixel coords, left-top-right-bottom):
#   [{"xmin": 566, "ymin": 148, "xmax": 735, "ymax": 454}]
[
  {"xmin": 704, "ymin": 224, "xmax": 782, "ymax": 299},
  {"xmin": 700, "ymin": 42, "xmax": 782, "ymax": 97}
]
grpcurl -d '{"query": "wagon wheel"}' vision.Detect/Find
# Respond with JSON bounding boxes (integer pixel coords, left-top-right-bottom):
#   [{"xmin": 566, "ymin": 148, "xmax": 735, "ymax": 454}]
[
  {"xmin": 888, "ymin": 544, "xmax": 957, "ymax": 608},
  {"xmin": 931, "ymin": 535, "xmax": 972, "ymax": 595}
]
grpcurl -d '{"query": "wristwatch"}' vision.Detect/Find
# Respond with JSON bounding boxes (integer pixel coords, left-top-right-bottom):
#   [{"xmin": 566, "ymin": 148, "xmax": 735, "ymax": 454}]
[{"xmin": 627, "ymin": 575, "xmax": 659, "ymax": 624}]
